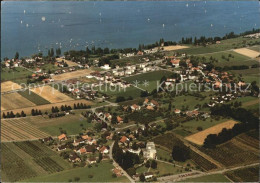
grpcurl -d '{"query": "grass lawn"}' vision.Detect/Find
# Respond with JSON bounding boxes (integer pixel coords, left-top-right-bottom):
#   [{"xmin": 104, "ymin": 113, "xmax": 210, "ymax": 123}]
[
  {"xmin": 123, "ymin": 70, "xmax": 173, "ymax": 92},
  {"xmin": 150, "ymin": 161, "xmax": 183, "ymax": 176},
  {"xmin": 39, "ymin": 115, "xmax": 94, "ymax": 136},
  {"xmin": 24, "ymin": 161, "xmax": 129, "ymax": 182},
  {"xmin": 97, "ymin": 85, "xmax": 142, "ymax": 102},
  {"xmin": 156, "ymin": 147, "xmax": 173, "ymax": 161},
  {"xmin": 180, "ymin": 174, "xmax": 230, "ymax": 182},
  {"xmin": 18, "ymin": 89, "xmax": 51, "ymax": 105},
  {"xmin": 174, "ymin": 117, "xmax": 230, "ymax": 137},
  {"xmin": 1, "ymin": 67, "xmax": 32, "ymax": 83},
  {"xmin": 33, "ymin": 63, "xmax": 59, "ymax": 72}
]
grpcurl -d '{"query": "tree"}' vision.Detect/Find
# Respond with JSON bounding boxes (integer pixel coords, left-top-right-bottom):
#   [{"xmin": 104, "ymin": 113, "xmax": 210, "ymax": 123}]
[
  {"xmin": 21, "ymin": 110, "xmax": 26, "ymax": 117},
  {"xmin": 139, "ymin": 173, "xmax": 146, "ymax": 182},
  {"xmin": 15, "ymin": 52, "xmax": 19, "ymax": 59},
  {"xmin": 3, "ymin": 112, "xmax": 6, "ymax": 118},
  {"xmin": 172, "ymin": 145, "xmax": 190, "ymax": 162},
  {"xmin": 111, "ymin": 114, "xmax": 117, "ymax": 124},
  {"xmin": 145, "ymin": 160, "xmax": 150, "ymax": 168},
  {"xmin": 151, "ymin": 160, "xmax": 157, "ymax": 169}
]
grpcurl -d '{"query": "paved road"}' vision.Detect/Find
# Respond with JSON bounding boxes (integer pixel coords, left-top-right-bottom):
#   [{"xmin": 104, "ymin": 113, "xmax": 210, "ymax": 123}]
[{"xmin": 160, "ymin": 162, "xmax": 260, "ymax": 182}]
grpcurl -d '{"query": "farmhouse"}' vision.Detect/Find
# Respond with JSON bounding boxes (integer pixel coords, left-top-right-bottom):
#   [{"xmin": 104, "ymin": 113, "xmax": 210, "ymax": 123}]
[
  {"xmin": 58, "ymin": 134, "xmax": 67, "ymax": 141},
  {"xmin": 99, "ymin": 146, "xmax": 109, "ymax": 154},
  {"xmin": 131, "ymin": 104, "xmax": 141, "ymax": 111}
]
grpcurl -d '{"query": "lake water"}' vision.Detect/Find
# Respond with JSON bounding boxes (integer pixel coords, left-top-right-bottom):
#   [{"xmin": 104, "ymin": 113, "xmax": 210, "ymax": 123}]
[{"xmin": 1, "ymin": 1, "xmax": 259, "ymax": 59}]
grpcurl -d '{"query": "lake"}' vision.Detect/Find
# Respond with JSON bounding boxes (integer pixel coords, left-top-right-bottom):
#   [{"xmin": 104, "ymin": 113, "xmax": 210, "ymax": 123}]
[{"xmin": 1, "ymin": 1, "xmax": 259, "ymax": 59}]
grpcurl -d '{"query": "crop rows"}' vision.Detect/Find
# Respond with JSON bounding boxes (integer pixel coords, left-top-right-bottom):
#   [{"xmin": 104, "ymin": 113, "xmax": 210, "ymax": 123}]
[
  {"xmin": 13, "ymin": 141, "xmax": 55, "ymax": 158},
  {"xmin": 1, "ymin": 144, "xmax": 37, "ymax": 182},
  {"xmin": 190, "ymin": 150, "xmax": 218, "ymax": 171},
  {"xmin": 201, "ymin": 141, "xmax": 259, "ymax": 167},
  {"xmin": 34, "ymin": 157, "xmax": 65, "ymax": 173}
]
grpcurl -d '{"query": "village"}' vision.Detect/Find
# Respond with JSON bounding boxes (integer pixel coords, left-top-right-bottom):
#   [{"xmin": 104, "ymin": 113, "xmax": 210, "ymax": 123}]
[{"xmin": 1, "ymin": 31, "xmax": 259, "ymax": 182}]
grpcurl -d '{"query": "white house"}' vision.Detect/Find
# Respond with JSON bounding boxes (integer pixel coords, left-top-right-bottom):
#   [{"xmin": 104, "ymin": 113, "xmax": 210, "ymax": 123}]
[
  {"xmin": 101, "ymin": 64, "xmax": 111, "ymax": 70},
  {"xmin": 143, "ymin": 142, "xmax": 157, "ymax": 159}
]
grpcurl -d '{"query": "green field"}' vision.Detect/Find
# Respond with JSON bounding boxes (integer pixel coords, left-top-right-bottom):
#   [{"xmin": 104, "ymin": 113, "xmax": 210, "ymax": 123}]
[
  {"xmin": 33, "ymin": 63, "xmax": 59, "ymax": 72},
  {"xmin": 248, "ymin": 46, "xmax": 260, "ymax": 52},
  {"xmin": 180, "ymin": 174, "xmax": 230, "ymax": 182},
  {"xmin": 166, "ymin": 37, "xmax": 260, "ymax": 56},
  {"xmin": 1, "ymin": 67, "xmax": 32, "ymax": 83},
  {"xmin": 18, "ymin": 89, "xmax": 51, "ymax": 105},
  {"xmin": 1, "ymin": 141, "xmax": 71, "ymax": 182},
  {"xmin": 97, "ymin": 85, "xmax": 142, "ymax": 102},
  {"xmin": 174, "ymin": 117, "xmax": 230, "ymax": 137},
  {"xmin": 201, "ymin": 50, "xmax": 256, "ymax": 67},
  {"xmin": 39, "ymin": 115, "xmax": 94, "ymax": 136},
  {"xmin": 230, "ymin": 68, "xmax": 260, "ymax": 84},
  {"xmin": 123, "ymin": 70, "xmax": 173, "ymax": 92},
  {"xmin": 25, "ymin": 161, "xmax": 129, "ymax": 182}
]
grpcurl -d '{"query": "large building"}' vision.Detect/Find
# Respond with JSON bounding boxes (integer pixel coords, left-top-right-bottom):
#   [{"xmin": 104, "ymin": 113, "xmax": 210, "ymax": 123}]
[{"xmin": 143, "ymin": 142, "xmax": 157, "ymax": 159}]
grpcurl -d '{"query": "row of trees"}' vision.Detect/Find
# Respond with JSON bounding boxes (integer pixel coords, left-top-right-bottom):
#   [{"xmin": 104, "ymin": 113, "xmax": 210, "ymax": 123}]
[
  {"xmin": 31, "ymin": 109, "xmax": 42, "ymax": 116},
  {"xmin": 2, "ymin": 111, "xmax": 26, "ymax": 118}
]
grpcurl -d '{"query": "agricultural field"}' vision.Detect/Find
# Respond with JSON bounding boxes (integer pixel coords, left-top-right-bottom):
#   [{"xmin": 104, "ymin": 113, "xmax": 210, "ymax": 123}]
[
  {"xmin": 233, "ymin": 48, "xmax": 260, "ymax": 58},
  {"xmin": 200, "ymin": 50, "xmax": 256, "ymax": 67},
  {"xmin": 1, "ymin": 92, "xmax": 36, "ymax": 110},
  {"xmin": 200, "ymin": 140, "xmax": 259, "ymax": 168},
  {"xmin": 174, "ymin": 117, "xmax": 230, "ymax": 137},
  {"xmin": 179, "ymin": 174, "xmax": 230, "ymax": 182},
  {"xmin": 52, "ymin": 69, "xmax": 93, "ymax": 81},
  {"xmin": 123, "ymin": 70, "xmax": 173, "ymax": 92},
  {"xmin": 24, "ymin": 161, "xmax": 129, "ymax": 182},
  {"xmin": 185, "ymin": 120, "xmax": 238, "ymax": 145},
  {"xmin": 18, "ymin": 89, "xmax": 51, "ymax": 105},
  {"xmin": 1, "ymin": 80, "xmax": 22, "ymax": 93},
  {"xmin": 170, "ymin": 37, "xmax": 260, "ymax": 55},
  {"xmin": 153, "ymin": 132, "xmax": 218, "ymax": 171},
  {"xmin": 1, "ymin": 117, "xmax": 50, "ymax": 142},
  {"xmin": 1, "ymin": 67, "xmax": 32, "ymax": 83},
  {"xmin": 189, "ymin": 150, "xmax": 218, "ymax": 171},
  {"xmin": 1, "ymin": 141, "xmax": 71, "ymax": 182},
  {"xmin": 1, "ymin": 99, "xmax": 93, "ymax": 116},
  {"xmin": 225, "ymin": 166, "xmax": 259, "ymax": 182},
  {"xmin": 162, "ymin": 45, "xmax": 189, "ymax": 51},
  {"xmin": 30, "ymin": 85, "xmax": 72, "ymax": 103}
]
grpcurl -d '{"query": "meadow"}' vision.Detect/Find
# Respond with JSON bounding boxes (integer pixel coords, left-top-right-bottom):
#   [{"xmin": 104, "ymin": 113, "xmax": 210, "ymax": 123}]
[
  {"xmin": 1, "ymin": 67, "xmax": 32, "ymax": 83},
  {"xmin": 25, "ymin": 161, "xmax": 129, "ymax": 182},
  {"xmin": 123, "ymin": 70, "xmax": 173, "ymax": 92},
  {"xmin": 38, "ymin": 114, "xmax": 94, "ymax": 136}
]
